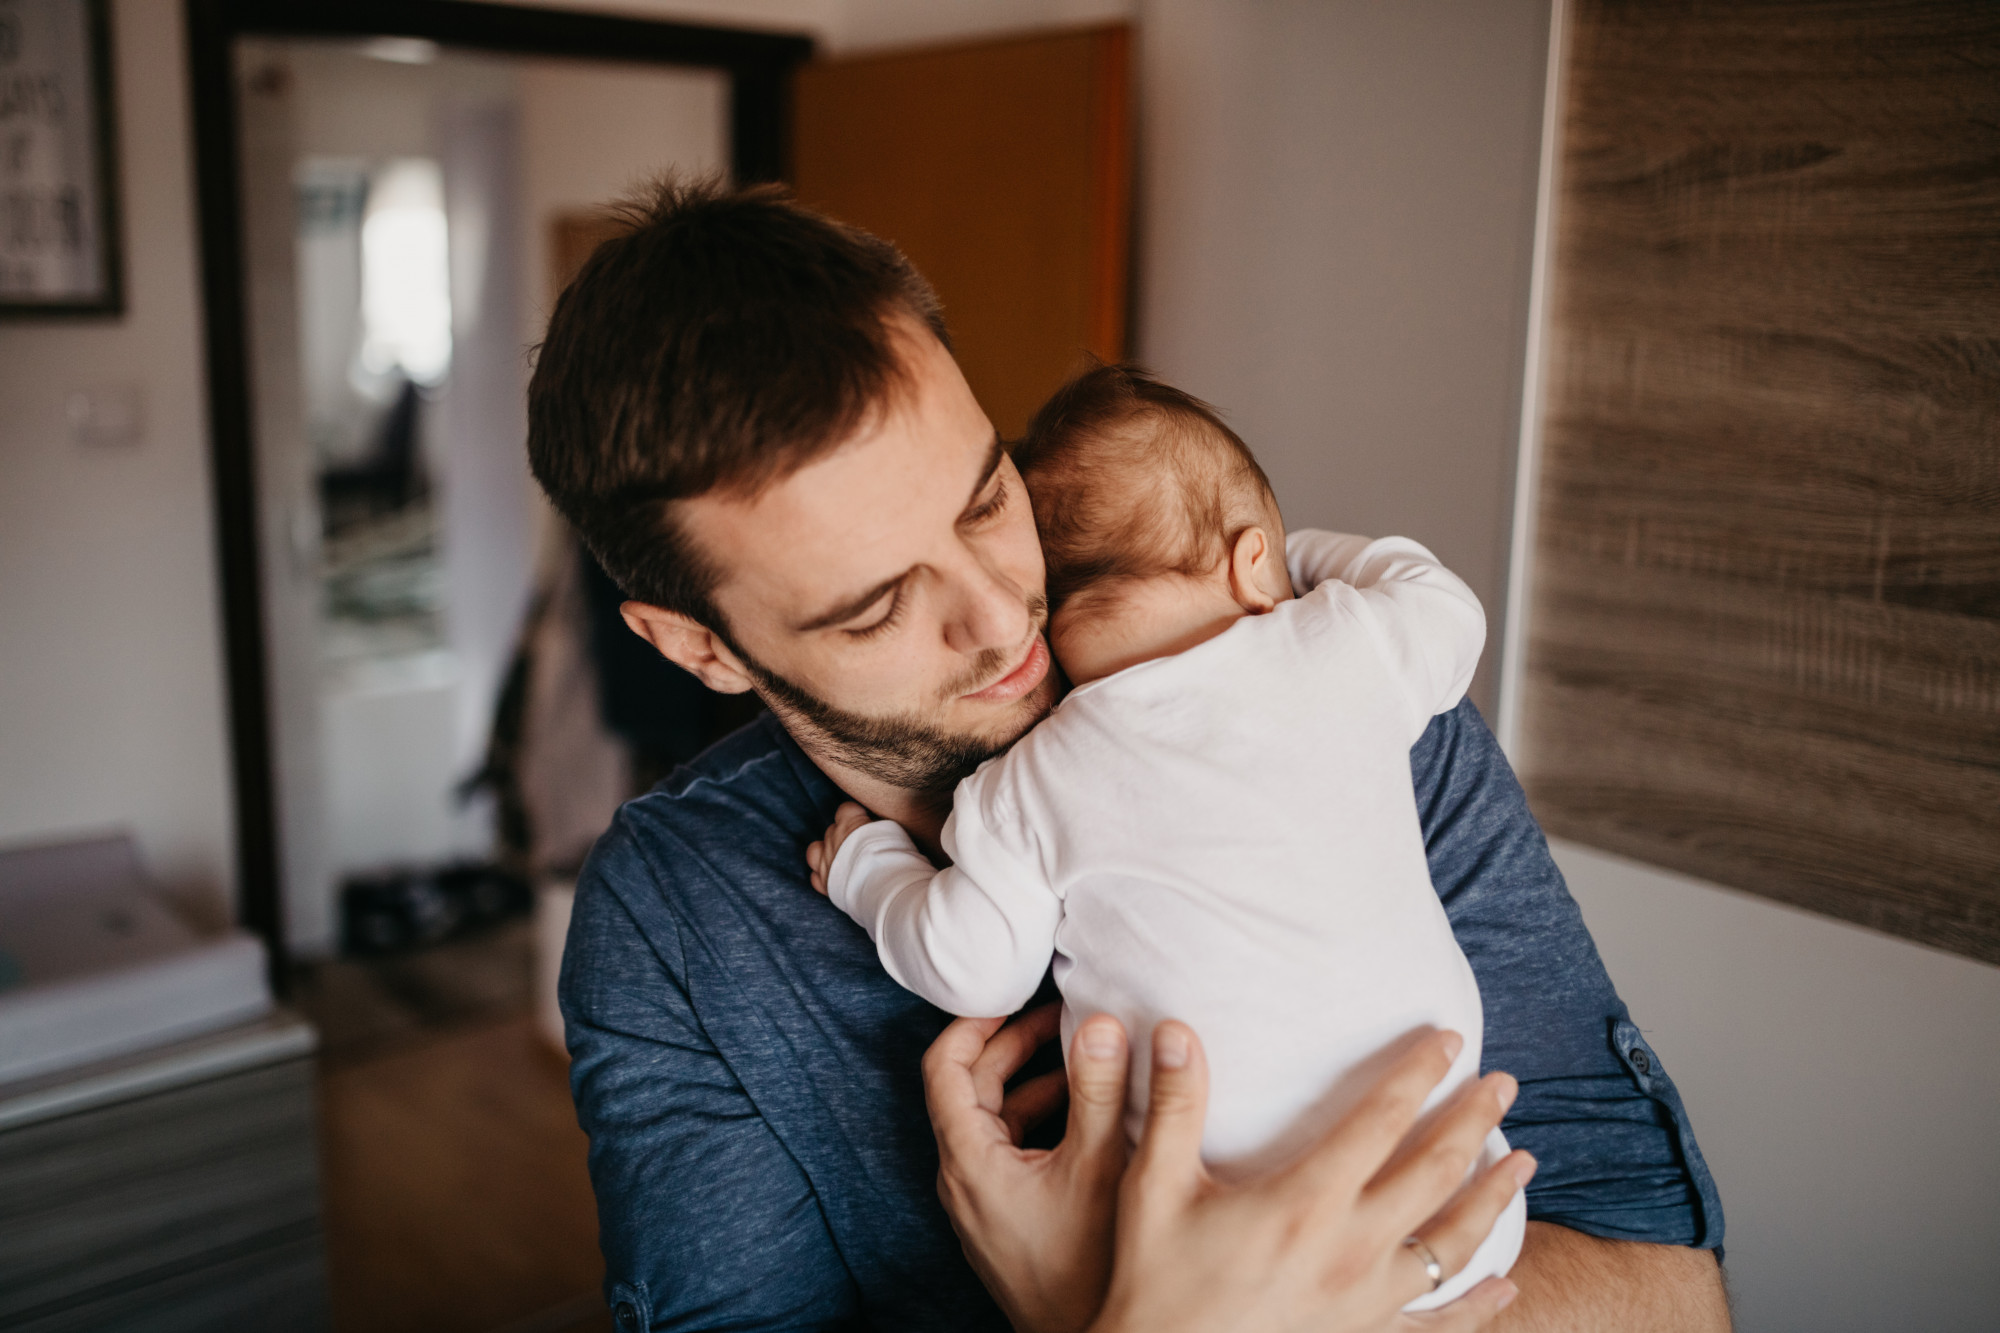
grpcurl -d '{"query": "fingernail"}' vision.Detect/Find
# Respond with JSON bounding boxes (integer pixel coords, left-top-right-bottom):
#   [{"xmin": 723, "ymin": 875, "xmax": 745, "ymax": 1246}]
[
  {"xmin": 1495, "ymin": 1072, "xmax": 1518, "ymax": 1113},
  {"xmin": 1440, "ymin": 1030, "xmax": 1464, "ymax": 1061},
  {"xmin": 1080, "ymin": 1019, "xmax": 1123, "ymax": 1061},
  {"xmin": 1155, "ymin": 1025, "xmax": 1189, "ymax": 1069},
  {"xmin": 1511, "ymin": 1153, "xmax": 1538, "ymax": 1188},
  {"xmin": 1495, "ymin": 1281, "xmax": 1518, "ymax": 1310}
]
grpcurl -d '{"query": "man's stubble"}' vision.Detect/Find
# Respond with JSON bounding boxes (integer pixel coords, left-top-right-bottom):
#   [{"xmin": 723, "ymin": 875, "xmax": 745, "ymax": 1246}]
[{"xmin": 734, "ymin": 594, "xmax": 1054, "ymax": 794}]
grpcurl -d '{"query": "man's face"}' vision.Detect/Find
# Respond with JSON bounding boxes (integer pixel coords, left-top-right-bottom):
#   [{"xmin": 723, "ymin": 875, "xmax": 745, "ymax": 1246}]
[{"xmin": 678, "ymin": 322, "xmax": 1056, "ymax": 791}]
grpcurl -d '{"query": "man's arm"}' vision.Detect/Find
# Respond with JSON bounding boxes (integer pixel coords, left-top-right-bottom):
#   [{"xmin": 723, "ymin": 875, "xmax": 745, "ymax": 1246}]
[
  {"xmin": 1413, "ymin": 701, "xmax": 1728, "ymax": 1330},
  {"xmin": 1499, "ymin": 1224, "xmax": 1728, "ymax": 1332},
  {"xmin": 562, "ymin": 823, "xmax": 860, "ymax": 1331}
]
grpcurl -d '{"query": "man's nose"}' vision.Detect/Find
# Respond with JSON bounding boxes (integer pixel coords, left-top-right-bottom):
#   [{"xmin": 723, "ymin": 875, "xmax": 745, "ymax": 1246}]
[{"xmin": 942, "ymin": 556, "xmax": 1030, "ymax": 656}]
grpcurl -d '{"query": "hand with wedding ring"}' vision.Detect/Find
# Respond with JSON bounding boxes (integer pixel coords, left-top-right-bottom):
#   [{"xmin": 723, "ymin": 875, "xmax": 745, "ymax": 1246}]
[
  {"xmin": 1087, "ymin": 1022, "xmax": 1533, "ymax": 1332},
  {"xmin": 924, "ymin": 1012, "xmax": 1532, "ymax": 1333}
]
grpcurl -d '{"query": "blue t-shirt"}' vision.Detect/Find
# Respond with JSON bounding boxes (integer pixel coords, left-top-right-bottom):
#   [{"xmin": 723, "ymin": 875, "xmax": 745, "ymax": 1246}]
[{"xmin": 562, "ymin": 701, "xmax": 1723, "ymax": 1332}]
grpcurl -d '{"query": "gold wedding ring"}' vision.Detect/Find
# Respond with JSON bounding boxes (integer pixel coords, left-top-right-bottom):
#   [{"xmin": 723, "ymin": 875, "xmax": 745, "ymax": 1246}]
[{"xmin": 1402, "ymin": 1235, "xmax": 1444, "ymax": 1292}]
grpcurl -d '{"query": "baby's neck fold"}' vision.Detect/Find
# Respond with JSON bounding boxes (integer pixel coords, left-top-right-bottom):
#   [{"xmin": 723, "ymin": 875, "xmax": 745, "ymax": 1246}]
[{"xmin": 1056, "ymin": 577, "xmax": 1249, "ymax": 687}]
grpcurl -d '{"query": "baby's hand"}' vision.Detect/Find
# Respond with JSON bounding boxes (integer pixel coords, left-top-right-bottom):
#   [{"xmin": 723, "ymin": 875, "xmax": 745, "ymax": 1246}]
[{"xmin": 806, "ymin": 801, "xmax": 874, "ymax": 896}]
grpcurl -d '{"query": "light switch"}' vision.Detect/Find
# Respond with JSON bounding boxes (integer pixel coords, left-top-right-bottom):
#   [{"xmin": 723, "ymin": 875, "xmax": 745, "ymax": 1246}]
[{"xmin": 66, "ymin": 386, "xmax": 146, "ymax": 447}]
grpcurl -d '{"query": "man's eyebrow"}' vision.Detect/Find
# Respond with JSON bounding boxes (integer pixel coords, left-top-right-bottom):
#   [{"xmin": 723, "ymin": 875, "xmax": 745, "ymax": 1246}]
[
  {"xmin": 796, "ymin": 434, "xmax": 1004, "ymax": 634},
  {"xmin": 796, "ymin": 571, "xmax": 907, "ymax": 633},
  {"xmin": 956, "ymin": 432, "xmax": 1006, "ymax": 521}
]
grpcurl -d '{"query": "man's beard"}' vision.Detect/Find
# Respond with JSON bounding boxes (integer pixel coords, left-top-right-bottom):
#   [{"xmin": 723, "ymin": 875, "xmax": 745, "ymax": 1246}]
[{"xmin": 735, "ymin": 595, "xmax": 1051, "ymax": 794}]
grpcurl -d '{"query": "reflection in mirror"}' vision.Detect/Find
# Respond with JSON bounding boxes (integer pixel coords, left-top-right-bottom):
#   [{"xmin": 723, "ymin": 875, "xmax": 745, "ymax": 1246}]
[{"xmin": 230, "ymin": 37, "xmax": 726, "ymax": 959}]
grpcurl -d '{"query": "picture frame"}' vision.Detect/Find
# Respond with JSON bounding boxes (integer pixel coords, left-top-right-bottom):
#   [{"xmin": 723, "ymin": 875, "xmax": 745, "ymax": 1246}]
[{"xmin": 0, "ymin": 0, "xmax": 122, "ymax": 316}]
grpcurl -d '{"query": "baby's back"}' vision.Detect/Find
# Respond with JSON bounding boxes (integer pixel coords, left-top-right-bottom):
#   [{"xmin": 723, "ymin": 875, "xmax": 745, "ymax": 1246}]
[{"xmin": 974, "ymin": 577, "xmax": 1484, "ymax": 1171}]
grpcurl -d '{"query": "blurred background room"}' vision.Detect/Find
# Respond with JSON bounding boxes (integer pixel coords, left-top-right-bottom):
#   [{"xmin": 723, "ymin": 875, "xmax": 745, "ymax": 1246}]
[{"xmin": 0, "ymin": 1, "xmax": 1993, "ymax": 1331}]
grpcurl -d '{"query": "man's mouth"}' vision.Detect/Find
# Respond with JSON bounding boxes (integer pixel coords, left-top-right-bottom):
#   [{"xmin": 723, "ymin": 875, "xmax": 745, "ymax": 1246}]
[{"xmin": 961, "ymin": 635, "xmax": 1051, "ymax": 703}]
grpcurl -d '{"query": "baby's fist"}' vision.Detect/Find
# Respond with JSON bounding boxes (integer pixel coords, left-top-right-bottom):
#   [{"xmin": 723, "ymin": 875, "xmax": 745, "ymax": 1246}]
[{"xmin": 806, "ymin": 801, "xmax": 875, "ymax": 896}]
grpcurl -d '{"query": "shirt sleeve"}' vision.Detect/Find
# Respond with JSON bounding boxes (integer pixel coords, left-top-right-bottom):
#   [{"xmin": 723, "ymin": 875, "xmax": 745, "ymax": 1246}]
[
  {"xmin": 1287, "ymin": 530, "xmax": 1486, "ymax": 736},
  {"xmin": 561, "ymin": 826, "xmax": 863, "ymax": 1331},
  {"xmin": 1414, "ymin": 700, "xmax": 1725, "ymax": 1251},
  {"xmin": 827, "ymin": 797, "xmax": 1061, "ymax": 1019}
]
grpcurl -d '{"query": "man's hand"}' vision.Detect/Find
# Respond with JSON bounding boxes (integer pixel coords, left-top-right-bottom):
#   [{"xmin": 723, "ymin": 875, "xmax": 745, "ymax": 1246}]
[
  {"xmin": 1090, "ymin": 1024, "xmax": 1530, "ymax": 1333},
  {"xmin": 925, "ymin": 1005, "xmax": 1131, "ymax": 1333},
  {"xmin": 806, "ymin": 800, "xmax": 874, "ymax": 896},
  {"xmin": 926, "ymin": 1013, "xmax": 1534, "ymax": 1333}
]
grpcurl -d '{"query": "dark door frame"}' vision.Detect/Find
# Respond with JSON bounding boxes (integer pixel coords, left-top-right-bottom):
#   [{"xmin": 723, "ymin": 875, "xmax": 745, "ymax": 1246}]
[{"xmin": 183, "ymin": 0, "xmax": 813, "ymax": 983}]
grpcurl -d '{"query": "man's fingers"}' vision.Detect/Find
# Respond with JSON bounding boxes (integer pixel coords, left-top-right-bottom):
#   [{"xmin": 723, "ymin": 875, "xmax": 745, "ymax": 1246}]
[
  {"xmin": 1366, "ymin": 1073, "xmax": 1517, "ymax": 1238},
  {"xmin": 1398, "ymin": 1149, "xmax": 1535, "ymax": 1300},
  {"xmin": 999, "ymin": 1069, "xmax": 1069, "ymax": 1144},
  {"xmin": 1126, "ymin": 1021, "xmax": 1209, "ymax": 1204},
  {"xmin": 1290, "ymin": 1029, "xmax": 1463, "ymax": 1202},
  {"xmin": 923, "ymin": 1015, "xmax": 1013, "ymax": 1155},
  {"xmin": 968, "ymin": 1003, "xmax": 1062, "ymax": 1099},
  {"xmin": 1062, "ymin": 1015, "xmax": 1131, "ymax": 1162},
  {"xmin": 1400, "ymin": 1277, "xmax": 1518, "ymax": 1331}
]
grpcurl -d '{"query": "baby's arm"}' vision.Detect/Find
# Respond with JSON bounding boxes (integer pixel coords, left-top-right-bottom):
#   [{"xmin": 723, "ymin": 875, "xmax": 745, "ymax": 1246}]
[
  {"xmin": 1285, "ymin": 528, "xmax": 1487, "ymax": 730},
  {"xmin": 809, "ymin": 801, "xmax": 1060, "ymax": 1019}
]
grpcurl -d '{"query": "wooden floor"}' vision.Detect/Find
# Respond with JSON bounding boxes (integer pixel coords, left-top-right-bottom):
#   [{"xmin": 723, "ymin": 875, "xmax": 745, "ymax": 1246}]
[{"xmin": 296, "ymin": 923, "xmax": 610, "ymax": 1333}]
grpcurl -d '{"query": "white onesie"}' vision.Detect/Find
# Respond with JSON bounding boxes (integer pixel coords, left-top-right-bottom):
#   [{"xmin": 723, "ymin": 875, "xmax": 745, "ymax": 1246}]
[{"xmin": 826, "ymin": 530, "xmax": 1525, "ymax": 1309}]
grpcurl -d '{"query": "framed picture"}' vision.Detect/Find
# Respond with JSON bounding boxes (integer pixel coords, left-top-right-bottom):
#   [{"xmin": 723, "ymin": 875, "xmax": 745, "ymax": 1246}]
[{"xmin": 0, "ymin": 0, "xmax": 121, "ymax": 316}]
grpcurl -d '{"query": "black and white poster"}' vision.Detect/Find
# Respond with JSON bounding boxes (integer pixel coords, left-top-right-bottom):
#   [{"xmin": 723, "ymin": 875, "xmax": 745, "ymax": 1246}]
[{"xmin": 0, "ymin": 0, "xmax": 120, "ymax": 313}]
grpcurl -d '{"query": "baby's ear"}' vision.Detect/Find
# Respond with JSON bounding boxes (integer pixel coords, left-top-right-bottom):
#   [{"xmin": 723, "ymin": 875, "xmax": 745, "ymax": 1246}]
[{"xmin": 1226, "ymin": 526, "xmax": 1288, "ymax": 614}]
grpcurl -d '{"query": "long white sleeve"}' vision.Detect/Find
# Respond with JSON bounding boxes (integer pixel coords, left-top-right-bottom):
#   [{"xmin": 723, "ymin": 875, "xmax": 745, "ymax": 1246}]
[
  {"xmin": 1285, "ymin": 529, "xmax": 1486, "ymax": 734},
  {"xmin": 826, "ymin": 806, "xmax": 1061, "ymax": 1019}
]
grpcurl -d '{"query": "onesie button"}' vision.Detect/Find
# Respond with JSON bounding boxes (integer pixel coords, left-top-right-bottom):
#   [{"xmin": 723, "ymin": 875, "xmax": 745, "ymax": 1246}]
[
  {"xmin": 1629, "ymin": 1047, "xmax": 1651, "ymax": 1074},
  {"xmin": 614, "ymin": 1302, "xmax": 640, "ymax": 1331}
]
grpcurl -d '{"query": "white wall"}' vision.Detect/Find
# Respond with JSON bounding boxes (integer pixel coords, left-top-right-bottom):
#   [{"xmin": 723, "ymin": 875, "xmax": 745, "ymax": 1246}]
[
  {"xmin": 516, "ymin": 58, "xmax": 729, "ymax": 329},
  {"xmin": 0, "ymin": 0, "xmax": 236, "ymax": 919},
  {"xmin": 1135, "ymin": 0, "xmax": 1549, "ymax": 714},
  {"xmin": 1558, "ymin": 842, "xmax": 2000, "ymax": 1332}
]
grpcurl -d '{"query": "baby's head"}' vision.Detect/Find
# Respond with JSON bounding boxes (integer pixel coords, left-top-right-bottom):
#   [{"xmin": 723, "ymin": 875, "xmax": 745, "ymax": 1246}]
[{"xmin": 1014, "ymin": 363, "xmax": 1293, "ymax": 685}]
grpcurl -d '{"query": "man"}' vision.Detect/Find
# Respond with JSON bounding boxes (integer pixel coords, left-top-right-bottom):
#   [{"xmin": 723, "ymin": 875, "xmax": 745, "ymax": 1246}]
[{"xmin": 531, "ymin": 180, "xmax": 1727, "ymax": 1331}]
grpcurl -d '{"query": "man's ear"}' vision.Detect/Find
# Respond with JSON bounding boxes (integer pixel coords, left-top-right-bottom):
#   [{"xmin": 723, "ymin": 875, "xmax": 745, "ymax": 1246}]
[
  {"xmin": 1226, "ymin": 526, "xmax": 1290, "ymax": 614},
  {"xmin": 620, "ymin": 601, "xmax": 756, "ymax": 694}
]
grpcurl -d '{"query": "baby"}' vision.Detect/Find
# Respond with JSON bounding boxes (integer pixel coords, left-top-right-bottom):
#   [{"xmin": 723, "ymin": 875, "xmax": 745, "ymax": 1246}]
[{"xmin": 811, "ymin": 363, "xmax": 1523, "ymax": 1309}]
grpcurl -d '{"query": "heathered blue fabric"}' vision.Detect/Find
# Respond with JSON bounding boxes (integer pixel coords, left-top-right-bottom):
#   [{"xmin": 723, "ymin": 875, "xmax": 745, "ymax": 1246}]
[{"xmin": 561, "ymin": 700, "xmax": 1723, "ymax": 1331}]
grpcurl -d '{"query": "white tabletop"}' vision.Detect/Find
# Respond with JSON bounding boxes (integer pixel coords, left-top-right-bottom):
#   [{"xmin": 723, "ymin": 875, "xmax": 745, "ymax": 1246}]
[{"xmin": 0, "ymin": 1008, "xmax": 317, "ymax": 1132}]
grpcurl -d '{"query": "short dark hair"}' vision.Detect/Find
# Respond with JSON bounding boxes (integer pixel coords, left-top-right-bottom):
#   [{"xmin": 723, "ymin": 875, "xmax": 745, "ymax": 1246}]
[
  {"xmin": 1013, "ymin": 362, "xmax": 1278, "ymax": 607},
  {"xmin": 526, "ymin": 177, "xmax": 946, "ymax": 629}
]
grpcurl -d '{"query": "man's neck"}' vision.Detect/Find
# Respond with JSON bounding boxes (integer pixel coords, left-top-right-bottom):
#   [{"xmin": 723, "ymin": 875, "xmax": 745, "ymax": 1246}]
[{"xmin": 807, "ymin": 748, "xmax": 953, "ymax": 859}]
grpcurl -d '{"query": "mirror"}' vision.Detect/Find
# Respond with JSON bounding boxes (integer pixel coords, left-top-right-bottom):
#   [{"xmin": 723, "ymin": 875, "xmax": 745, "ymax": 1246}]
[
  {"xmin": 231, "ymin": 36, "xmax": 732, "ymax": 958},
  {"xmin": 185, "ymin": 2, "xmax": 807, "ymax": 970}
]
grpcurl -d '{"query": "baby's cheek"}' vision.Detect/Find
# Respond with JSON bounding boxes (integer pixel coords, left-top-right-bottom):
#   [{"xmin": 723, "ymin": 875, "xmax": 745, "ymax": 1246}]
[{"xmin": 1046, "ymin": 609, "xmax": 1086, "ymax": 676}]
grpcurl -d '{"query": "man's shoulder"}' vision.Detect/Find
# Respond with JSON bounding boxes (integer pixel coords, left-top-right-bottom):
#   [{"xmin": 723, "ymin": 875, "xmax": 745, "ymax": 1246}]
[
  {"xmin": 575, "ymin": 712, "xmax": 836, "ymax": 929},
  {"xmin": 607, "ymin": 711, "xmax": 828, "ymax": 855}
]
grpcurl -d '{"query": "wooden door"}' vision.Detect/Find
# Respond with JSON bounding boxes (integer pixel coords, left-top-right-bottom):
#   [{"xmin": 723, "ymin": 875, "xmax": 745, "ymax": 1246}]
[{"xmin": 792, "ymin": 26, "xmax": 1132, "ymax": 437}]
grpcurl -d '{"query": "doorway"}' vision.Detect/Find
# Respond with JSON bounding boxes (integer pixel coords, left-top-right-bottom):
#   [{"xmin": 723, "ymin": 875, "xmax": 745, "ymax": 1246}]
[{"xmin": 188, "ymin": 5, "xmax": 1130, "ymax": 1328}]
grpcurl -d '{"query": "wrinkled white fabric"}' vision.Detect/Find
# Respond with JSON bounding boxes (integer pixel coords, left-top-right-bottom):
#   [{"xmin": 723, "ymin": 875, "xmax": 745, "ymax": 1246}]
[{"xmin": 829, "ymin": 530, "xmax": 1522, "ymax": 1308}]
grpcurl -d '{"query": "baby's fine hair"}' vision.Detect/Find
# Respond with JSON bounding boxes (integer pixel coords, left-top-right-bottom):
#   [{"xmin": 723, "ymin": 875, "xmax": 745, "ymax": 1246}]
[{"xmin": 1013, "ymin": 362, "xmax": 1279, "ymax": 607}]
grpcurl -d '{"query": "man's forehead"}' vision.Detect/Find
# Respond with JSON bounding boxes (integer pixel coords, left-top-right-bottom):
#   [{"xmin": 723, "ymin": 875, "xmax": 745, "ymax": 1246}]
[{"xmin": 679, "ymin": 349, "xmax": 998, "ymax": 619}]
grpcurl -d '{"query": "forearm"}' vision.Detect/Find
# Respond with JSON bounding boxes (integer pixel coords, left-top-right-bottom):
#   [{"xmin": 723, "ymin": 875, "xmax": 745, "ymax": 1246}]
[
  {"xmin": 1493, "ymin": 1222, "xmax": 1729, "ymax": 1333},
  {"xmin": 832, "ymin": 825, "xmax": 1056, "ymax": 1017}
]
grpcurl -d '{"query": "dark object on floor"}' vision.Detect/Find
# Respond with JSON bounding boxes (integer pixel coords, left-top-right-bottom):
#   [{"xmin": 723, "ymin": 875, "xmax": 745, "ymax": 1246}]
[{"xmin": 340, "ymin": 863, "xmax": 531, "ymax": 956}]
